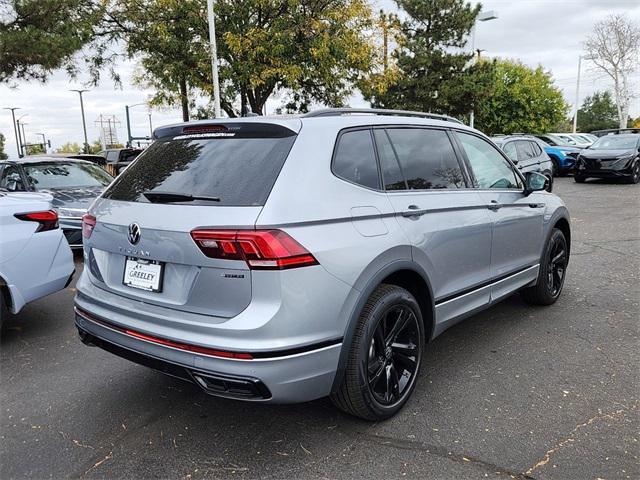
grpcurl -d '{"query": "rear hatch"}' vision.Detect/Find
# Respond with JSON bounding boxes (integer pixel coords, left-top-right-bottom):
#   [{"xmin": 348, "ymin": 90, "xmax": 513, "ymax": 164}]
[{"xmin": 84, "ymin": 120, "xmax": 300, "ymax": 319}]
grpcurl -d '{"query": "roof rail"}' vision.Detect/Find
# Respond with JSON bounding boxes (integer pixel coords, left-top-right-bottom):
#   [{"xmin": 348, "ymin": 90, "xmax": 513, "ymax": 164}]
[
  {"xmin": 590, "ymin": 127, "xmax": 640, "ymax": 137},
  {"xmin": 302, "ymin": 108, "xmax": 463, "ymax": 125}
]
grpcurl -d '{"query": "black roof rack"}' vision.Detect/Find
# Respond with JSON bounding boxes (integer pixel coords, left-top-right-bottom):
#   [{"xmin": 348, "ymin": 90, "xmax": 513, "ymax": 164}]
[
  {"xmin": 590, "ymin": 128, "xmax": 640, "ymax": 137},
  {"xmin": 303, "ymin": 108, "xmax": 463, "ymax": 125}
]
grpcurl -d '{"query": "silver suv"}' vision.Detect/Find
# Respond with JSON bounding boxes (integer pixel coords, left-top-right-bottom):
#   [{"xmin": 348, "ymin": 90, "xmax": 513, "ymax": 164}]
[{"xmin": 74, "ymin": 109, "xmax": 571, "ymax": 420}]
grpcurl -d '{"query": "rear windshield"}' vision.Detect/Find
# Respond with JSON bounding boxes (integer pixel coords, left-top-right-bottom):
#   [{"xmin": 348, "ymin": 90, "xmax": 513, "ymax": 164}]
[
  {"xmin": 24, "ymin": 162, "xmax": 113, "ymax": 189},
  {"xmin": 103, "ymin": 128, "xmax": 296, "ymax": 206}
]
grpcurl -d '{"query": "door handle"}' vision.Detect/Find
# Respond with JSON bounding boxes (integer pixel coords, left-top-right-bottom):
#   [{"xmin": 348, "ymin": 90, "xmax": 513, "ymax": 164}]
[
  {"xmin": 487, "ymin": 200, "xmax": 502, "ymax": 211},
  {"xmin": 401, "ymin": 205, "xmax": 424, "ymax": 217}
]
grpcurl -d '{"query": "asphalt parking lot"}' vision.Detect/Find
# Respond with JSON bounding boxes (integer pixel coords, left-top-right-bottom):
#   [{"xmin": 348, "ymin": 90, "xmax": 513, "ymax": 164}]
[{"xmin": 1, "ymin": 177, "xmax": 638, "ymax": 480}]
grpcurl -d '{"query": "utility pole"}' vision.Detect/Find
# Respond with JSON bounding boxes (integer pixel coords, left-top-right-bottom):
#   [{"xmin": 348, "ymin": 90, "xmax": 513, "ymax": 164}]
[
  {"xmin": 207, "ymin": 0, "xmax": 221, "ymax": 118},
  {"xmin": 16, "ymin": 114, "xmax": 28, "ymax": 157},
  {"xmin": 572, "ymin": 55, "xmax": 593, "ymax": 133},
  {"xmin": 3, "ymin": 107, "xmax": 22, "ymax": 158},
  {"xmin": 469, "ymin": 11, "xmax": 498, "ymax": 128},
  {"xmin": 70, "ymin": 89, "xmax": 90, "ymax": 153},
  {"xmin": 148, "ymin": 113, "xmax": 153, "ymax": 137},
  {"xmin": 19, "ymin": 122, "xmax": 28, "ymax": 154}
]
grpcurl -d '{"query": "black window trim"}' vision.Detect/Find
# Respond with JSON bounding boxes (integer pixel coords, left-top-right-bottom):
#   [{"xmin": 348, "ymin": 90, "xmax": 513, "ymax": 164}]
[
  {"xmin": 450, "ymin": 129, "xmax": 527, "ymax": 192},
  {"xmin": 372, "ymin": 125, "xmax": 473, "ymax": 193}
]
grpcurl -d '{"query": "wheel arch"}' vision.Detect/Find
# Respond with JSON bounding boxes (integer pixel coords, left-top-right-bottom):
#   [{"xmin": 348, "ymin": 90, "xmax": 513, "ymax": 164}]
[
  {"xmin": 553, "ymin": 216, "xmax": 571, "ymax": 261},
  {"xmin": 330, "ymin": 260, "xmax": 435, "ymax": 394}
]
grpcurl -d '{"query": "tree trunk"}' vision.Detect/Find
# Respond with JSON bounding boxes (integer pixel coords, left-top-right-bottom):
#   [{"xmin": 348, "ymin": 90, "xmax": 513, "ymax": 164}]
[{"xmin": 179, "ymin": 76, "xmax": 189, "ymax": 122}]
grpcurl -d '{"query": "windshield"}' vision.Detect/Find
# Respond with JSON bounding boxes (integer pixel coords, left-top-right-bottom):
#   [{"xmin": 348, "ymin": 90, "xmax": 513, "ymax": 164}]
[
  {"xmin": 24, "ymin": 162, "xmax": 113, "ymax": 189},
  {"xmin": 590, "ymin": 136, "xmax": 639, "ymax": 151}
]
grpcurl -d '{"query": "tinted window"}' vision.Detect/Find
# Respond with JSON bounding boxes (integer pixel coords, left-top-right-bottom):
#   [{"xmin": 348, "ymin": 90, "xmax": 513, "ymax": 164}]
[
  {"xmin": 456, "ymin": 132, "xmax": 522, "ymax": 189},
  {"xmin": 23, "ymin": 162, "xmax": 113, "ymax": 189},
  {"xmin": 106, "ymin": 151, "xmax": 119, "ymax": 161},
  {"xmin": 333, "ymin": 130, "xmax": 380, "ymax": 189},
  {"xmin": 590, "ymin": 135, "xmax": 639, "ymax": 150},
  {"xmin": 384, "ymin": 128, "xmax": 465, "ymax": 189},
  {"xmin": 516, "ymin": 141, "xmax": 535, "ymax": 160},
  {"xmin": 374, "ymin": 130, "xmax": 407, "ymax": 190},
  {"xmin": 104, "ymin": 132, "xmax": 296, "ymax": 206},
  {"xmin": 529, "ymin": 141, "xmax": 543, "ymax": 156},
  {"xmin": 0, "ymin": 165, "xmax": 26, "ymax": 191},
  {"xmin": 503, "ymin": 142, "xmax": 518, "ymax": 161}
]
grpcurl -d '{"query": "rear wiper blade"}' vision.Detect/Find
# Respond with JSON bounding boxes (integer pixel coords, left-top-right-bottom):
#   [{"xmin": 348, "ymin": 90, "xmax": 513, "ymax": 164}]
[{"xmin": 142, "ymin": 191, "xmax": 221, "ymax": 203}]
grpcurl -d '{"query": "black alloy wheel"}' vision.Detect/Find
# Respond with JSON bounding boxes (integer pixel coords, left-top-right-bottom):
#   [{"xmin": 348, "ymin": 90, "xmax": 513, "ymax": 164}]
[
  {"xmin": 546, "ymin": 233, "xmax": 567, "ymax": 299},
  {"xmin": 331, "ymin": 284, "xmax": 424, "ymax": 420},
  {"xmin": 366, "ymin": 305, "xmax": 421, "ymax": 406},
  {"xmin": 627, "ymin": 160, "xmax": 640, "ymax": 184}
]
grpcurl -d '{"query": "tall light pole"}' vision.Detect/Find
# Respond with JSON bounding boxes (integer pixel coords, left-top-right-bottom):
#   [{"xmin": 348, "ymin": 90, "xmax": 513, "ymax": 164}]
[
  {"xmin": 19, "ymin": 122, "xmax": 28, "ymax": 154},
  {"xmin": 16, "ymin": 114, "xmax": 28, "ymax": 157},
  {"xmin": 207, "ymin": 0, "xmax": 221, "ymax": 118},
  {"xmin": 469, "ymin": 10, "xmax": 498, "ymax": 128},
  {"xmin": 125, "ymin": 102, "xmax": 146, "ymax": 146},
  {"xmin": 35, "ymin": 132, "xmax": 47, "ymax": 153},
  {"xmin": 148, "ymin": 113, "xmax": 153, "ymax": 137},
  {"xmin": 3, "ymin": 107, "xmax": 21, "ymax": 158},
  {"xmin": 573, "ymin": 55, "xmax": 594, "ymax": 133},
  {"xmin": 70, "ymin": 89, "xmax": 90, "ymax": 153}
]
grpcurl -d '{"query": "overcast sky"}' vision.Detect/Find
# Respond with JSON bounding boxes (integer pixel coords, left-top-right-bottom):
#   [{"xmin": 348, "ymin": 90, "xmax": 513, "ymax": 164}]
[{"xmin": 1, "ymin": 0, "xmax": 639, "ymax": 159}]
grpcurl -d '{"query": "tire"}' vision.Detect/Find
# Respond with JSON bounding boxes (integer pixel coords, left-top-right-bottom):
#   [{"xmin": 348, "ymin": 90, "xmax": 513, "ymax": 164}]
[
  {"xmin": 551, "ymin": 159, "xmax": 560, "ymax": 177},
  {"xmin": 574, "ymin": 174, "xmax": 586, "ymax": 183},
  {"xmin": 0, "ymin": 289, "xmax": 7, "ymax": 330},
  {"xmin": 625, "ymin": 160, "xmax": 640, "ymax": 184},
  {"xmin": 331, "ymin": 284, "xmax": 425, "ymax": 421},
  {"xmin": 521, "ymin": 228, "xmax": 568, "ymax": 306}
]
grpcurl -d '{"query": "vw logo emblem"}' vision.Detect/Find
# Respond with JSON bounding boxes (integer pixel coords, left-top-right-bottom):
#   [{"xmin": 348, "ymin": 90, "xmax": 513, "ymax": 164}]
[{"xmin": 128, "ymin": 223, "xmax": 141, "ymax": 245}]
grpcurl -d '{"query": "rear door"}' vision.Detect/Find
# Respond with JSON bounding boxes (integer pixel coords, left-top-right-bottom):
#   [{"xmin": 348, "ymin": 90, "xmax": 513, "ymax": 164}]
[
  {"xmin": 453, "ymin": 131, "xmax": 543, "ymax": 299},
  {"xmin": 86, "ymin": 121, "xmax": 299, "ymax": 319},
  {"xmin": 515, "ymin": 140, "xmax": 538, "ymax": 173},
  {"xmin": 376, "ymin": 127, "xmax": 493, "ymax": 326}
]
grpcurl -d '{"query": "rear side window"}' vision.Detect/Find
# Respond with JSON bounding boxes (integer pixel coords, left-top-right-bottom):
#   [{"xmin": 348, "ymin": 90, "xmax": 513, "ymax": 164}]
[
  {"xmin": 530, "ymin": 141, "xmax": 543, "ymax": 156},
  {"xmin": 332, "ymin": 129, "xmax": 380, "ymax": 190},
  {"xmin": 383, "ymin": 128, "xmax": 465, "ymax": 190},
  {"xmin": 103, "ymin": 126, "xmax": 297, "ymax": 206}
]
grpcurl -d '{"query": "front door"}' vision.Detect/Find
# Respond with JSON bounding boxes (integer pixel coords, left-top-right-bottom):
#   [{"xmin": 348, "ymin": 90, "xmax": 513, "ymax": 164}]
[{"xmin": 453, "ymin": 131, "xmax": 544, "ymax": 301}]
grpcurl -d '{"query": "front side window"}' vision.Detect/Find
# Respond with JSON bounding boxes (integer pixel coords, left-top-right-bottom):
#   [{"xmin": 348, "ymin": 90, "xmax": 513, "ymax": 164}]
[
  {"xmin": 333, "ymin": 129, "xmax": 380, "ymax": 190},
  {"xmin": 503, "ymin": 142, "xmax": 518, "ymax": 162},
  {"xmin": 456, "ymin": 132, "xmax": 522, "ymax": 190},
  {"xmin": 23, "ymin": 162, "xmax": 113, "ymax": 190},
  {"xmin": 382, "ymin": 128, "xmax": 465, "ymax": 190}
]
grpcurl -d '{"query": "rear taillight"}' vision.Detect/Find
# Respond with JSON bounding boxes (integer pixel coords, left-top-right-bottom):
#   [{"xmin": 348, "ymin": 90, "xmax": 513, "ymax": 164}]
[
  {"xmin": 82, "ymin": 214, "xmax": 96, "ymax": 238},
  {"xmin": 191, "ymin": 229, "xmax": 318, "ymax": 270},
  {"xmin": 14, "ymin": 210, "xmax": 58, "ymax": 232}
]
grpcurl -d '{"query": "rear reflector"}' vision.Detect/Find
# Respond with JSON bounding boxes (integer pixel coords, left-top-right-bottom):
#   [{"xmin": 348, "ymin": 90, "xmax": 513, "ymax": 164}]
[
  {"xmin": 14, "ymin": 210, "xmax": 58, "ymax": 232},
  {"xmin": 74, "ymin": 306, "xmax": 253, "ymax": 360},
  {"xmin": 191, "ymin": 229, "xmax": 318, "ymax": 270},
  {"xmin": 82, "ymin": 214, "xmax": 96, "ymax": 238}
]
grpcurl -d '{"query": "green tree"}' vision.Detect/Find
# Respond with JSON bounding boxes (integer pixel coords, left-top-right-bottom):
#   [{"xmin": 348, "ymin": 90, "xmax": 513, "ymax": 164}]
[
  {"xmin": 56, "ymin": 142, "xmax": 84, "ymax": 154},
  {"xmin": 104, "ymin": 0, "xmax": 376, "ymax": 118},
  {"xmin": 0, "ymin": 133, "xmax": 8, "ymax": 159},
  {"xmin": 576, "ymin": 91, "xmax": 618, "ymax": 133},
  {"xmin": 25, "ymin": 143, "xmax": 45, "ymax": 155},
  {"xmin": 362, "ymin": 0, "xmax": 492, "ymax": 119},
  {"xmin": 473, "ymin": 60, "xmax": 568, "ymax": 135},
  {"xmin": 0, "ymin": 0, "xmax": 105, "ymax": 83}
]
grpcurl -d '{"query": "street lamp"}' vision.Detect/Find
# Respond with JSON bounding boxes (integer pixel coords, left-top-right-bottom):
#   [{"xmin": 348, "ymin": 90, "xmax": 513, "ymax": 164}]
[
  {"xmin": 125, "ymin": 102, "xmax": 147, "ymax": 146},
  {"xmin": 207, "ymin": 0, "xmax": 221, "ymax": 118},
  {"xmin": 70, "ymin": 89, "xmax": 90, "ymax": 153},
  {"xmin": 469, "ymin": 10, "xmax": 498, "ymax": 128},
  {"xmin": 35, "ymin": 133, "xmax": 48, "ymax": 153},
  {"xmin": 16, "ymin": 114, "xmax": 28, "ymax": 157},
  {"xmin": 3, "ymin": 107, "xmax": 21, "ymax": 158},
  {"xmin": 573, "ymin": 55, "xmax": 595, "ymax": 134}
]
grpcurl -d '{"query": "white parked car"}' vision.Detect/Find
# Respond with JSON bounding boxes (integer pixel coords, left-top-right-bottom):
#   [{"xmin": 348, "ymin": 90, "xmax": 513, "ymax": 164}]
[{"xmin": 0, "ymin": 191, "xmax": 75, "ymax": 327}]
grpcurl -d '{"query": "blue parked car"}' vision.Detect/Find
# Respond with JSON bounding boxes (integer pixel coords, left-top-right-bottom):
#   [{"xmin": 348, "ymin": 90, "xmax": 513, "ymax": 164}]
[{"xmin": 534, "ymin": 135, "xmax": 581, "ymax": 176}]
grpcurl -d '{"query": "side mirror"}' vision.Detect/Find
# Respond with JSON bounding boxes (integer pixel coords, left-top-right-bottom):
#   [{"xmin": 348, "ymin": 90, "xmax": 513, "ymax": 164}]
[{"xmin": 524, "ymin": 172, "xmax": 548, "ymax": 196}]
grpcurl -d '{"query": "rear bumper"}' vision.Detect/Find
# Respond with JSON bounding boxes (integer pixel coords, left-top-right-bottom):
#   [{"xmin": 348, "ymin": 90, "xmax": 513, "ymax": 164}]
[{"xmin": 74, "ymin": 306, "xmax": 342, "ymax": 403}]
